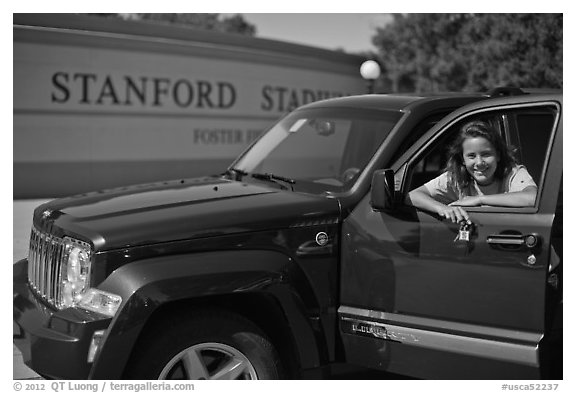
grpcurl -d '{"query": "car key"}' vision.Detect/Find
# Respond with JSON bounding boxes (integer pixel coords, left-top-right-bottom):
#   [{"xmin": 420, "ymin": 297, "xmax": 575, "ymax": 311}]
[{"xmin": 454, "ymin": 221, "xmax": 472, "ymax": 243}]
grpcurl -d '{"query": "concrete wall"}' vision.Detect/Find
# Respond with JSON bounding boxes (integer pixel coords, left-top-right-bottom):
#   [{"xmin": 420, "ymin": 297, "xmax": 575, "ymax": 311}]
[{"xmin": 13, "ymin": 14, "xmax": 366, "ymax": 198}]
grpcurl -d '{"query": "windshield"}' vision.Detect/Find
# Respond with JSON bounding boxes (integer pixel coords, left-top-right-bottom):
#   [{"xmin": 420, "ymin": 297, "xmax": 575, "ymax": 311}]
[{"xmin": 232, "ymin": 107, "xmax": 402, "ymax": 193}]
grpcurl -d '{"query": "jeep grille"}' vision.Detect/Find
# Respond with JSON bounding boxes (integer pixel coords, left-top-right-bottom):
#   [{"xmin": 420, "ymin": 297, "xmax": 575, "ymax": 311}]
[{"xmin": 27, "ymin": 227, "xmax": 90, "ymax": 309}]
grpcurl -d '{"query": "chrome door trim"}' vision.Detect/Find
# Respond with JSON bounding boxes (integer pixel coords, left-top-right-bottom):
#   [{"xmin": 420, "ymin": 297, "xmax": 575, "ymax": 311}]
[{"xmin": 339, "ymin": 305, "xmax": 542, "ymax": 367}]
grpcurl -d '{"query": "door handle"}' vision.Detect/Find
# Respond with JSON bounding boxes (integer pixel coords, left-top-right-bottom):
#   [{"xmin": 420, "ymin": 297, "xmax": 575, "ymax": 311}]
[
  {"xmin": 486, "ymin": 235, "xmax": 524, "ymax": 245},
  {"xmin": 487, "ymin": 233, "xmax": 540, "ymax": 248}
]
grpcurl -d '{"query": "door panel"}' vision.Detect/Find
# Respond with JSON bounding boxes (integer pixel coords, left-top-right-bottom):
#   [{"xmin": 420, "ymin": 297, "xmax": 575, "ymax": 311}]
[
  {"xmin": 339, "ymin": 201, "xmax": 547, "ymax": 378},
  {"xmin": 414, "ymin": 210, "xmax": 550, "ymax": 330},
  {"xmin": 340, "ymin": 207, "xmax": 419, "ymax": 312}
]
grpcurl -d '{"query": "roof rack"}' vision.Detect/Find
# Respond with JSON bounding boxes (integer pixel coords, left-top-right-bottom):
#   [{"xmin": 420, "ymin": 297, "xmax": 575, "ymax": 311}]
[{"xmin": 487, "ymin": 87, "xmax": 527, "ymax": 97}]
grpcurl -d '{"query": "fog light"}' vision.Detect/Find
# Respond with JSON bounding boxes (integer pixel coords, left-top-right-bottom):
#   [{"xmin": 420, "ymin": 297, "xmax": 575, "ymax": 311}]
[
  {"xmin": 77, "ymin": 288, "xmax": 122, "ymax": 317},
  {"xmin": 88, "ymin": 330, "xmax": 105, "ymax": 363}
]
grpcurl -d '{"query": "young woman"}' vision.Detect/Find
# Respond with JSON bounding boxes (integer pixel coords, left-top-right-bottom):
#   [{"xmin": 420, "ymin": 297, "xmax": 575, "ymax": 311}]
[{"xmin": 407, "ymin": 120, "xmax": 537, "ymax": 223}]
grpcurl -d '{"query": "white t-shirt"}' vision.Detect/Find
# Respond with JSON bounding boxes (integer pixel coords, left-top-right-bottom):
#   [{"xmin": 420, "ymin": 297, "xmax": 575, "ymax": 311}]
[{"xmin": 423, "ymin": 165, "xmax": 537, "ymax": 204}]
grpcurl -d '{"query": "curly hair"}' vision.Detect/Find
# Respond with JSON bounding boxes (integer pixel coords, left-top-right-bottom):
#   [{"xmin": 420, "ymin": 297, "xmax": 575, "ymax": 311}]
[{"xmin": 445, "ymin": 120, "xmax": 517, "ymax": 192}]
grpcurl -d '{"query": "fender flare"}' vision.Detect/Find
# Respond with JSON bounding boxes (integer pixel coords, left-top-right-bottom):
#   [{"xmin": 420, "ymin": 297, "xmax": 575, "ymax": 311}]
[{"xmin": 90, "ymin": 249, "xmax": 325, "ymax": 379}]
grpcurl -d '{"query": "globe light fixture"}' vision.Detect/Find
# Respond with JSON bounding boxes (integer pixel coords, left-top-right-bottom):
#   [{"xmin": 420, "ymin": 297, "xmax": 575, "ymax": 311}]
[{"xmin": 360, "ymin": 60, "xmax": 381, "ymax": 94}]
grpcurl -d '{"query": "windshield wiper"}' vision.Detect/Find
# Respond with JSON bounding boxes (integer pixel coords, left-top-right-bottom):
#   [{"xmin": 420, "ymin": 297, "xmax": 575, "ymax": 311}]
[
  {"xmin": 224, "ymin": 167, "xmax": 248, "ymax": 181},
  {"xmin": 251, "ymin": 172, "xmax": 296, "ymax": 191}
]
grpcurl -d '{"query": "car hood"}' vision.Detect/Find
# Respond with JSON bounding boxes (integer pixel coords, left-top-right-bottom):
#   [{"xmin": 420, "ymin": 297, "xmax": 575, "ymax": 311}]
[{"xmin": 33, "ymin": 177, "xmax": 341, "ymax": 251}]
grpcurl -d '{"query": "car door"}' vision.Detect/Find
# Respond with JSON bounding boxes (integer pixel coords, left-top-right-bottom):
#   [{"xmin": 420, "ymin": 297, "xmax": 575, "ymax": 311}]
[{"xmin": 338, "ymin": 95, "xmax": 562, "ymax": 379}]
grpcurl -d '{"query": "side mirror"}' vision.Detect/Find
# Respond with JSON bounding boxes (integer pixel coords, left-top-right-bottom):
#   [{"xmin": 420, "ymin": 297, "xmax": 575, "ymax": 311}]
[{"xmin": 370, "ymin": 169, "xmax": 396, "ymax": 211}]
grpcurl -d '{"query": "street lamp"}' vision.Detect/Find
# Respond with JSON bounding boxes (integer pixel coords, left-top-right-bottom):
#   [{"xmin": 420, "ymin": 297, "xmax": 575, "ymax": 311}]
[{"xmin": 360, "ymin": 60, "xmax": 381, "ymax": 94}]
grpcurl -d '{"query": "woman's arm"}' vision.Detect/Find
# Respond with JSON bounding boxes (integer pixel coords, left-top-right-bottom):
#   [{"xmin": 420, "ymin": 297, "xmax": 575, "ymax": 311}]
[
  {"xmin": 407, "ymin": 185, "xmax": 470, "ymax": 223},
  {"xmin": 450, "ymin": 186, "xmax": 537, "ymax": 208}
]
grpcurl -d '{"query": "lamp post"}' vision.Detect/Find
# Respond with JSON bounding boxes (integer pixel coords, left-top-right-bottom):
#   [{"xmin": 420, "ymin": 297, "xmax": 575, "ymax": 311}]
[{"xmin": 360, "ymin": 60, "xmax": 381, "ymax": 94}]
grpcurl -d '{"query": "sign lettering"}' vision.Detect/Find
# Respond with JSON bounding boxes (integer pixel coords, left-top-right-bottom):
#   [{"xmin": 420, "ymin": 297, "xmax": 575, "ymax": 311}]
[
  {"xmin": 51, "ymin": 72, "xmax": 237, "ymax": 109},
  {"xmin": 261, "ymin": 84, "xmax": 349, "ymax": 112},
  {"xmin": 192, "ymin": 128, "xmax": 265, "ymax": 145},
  {"xmin": 50, "ymin": 72, "xmax": 352, "ymax": 114}
]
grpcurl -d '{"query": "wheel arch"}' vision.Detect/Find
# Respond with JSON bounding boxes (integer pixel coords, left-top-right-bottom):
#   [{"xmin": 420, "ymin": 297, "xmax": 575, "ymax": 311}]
[
  {"xmin": 89, "ymin": 249, "xmax": 326, "ymax": 379},
  {"xmin": 123, "ymin": 293, "xmax": 302, "ymax": 378}
]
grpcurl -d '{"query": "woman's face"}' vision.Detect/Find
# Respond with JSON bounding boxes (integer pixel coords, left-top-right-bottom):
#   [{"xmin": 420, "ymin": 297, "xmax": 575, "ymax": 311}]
[{"xmin": 462, "ymin": 136, "xmax": 499, "ymax": 186}]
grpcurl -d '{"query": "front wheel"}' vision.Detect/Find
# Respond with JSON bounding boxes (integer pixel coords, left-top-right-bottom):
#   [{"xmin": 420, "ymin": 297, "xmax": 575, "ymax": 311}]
[{"xmin": 125, "ymin": 311, "xmax": 284, "ymax": 380}]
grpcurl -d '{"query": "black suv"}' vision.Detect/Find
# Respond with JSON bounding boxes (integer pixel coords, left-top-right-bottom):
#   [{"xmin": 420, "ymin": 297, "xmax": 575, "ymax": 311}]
[{"xmin": 13, "ymin": 88, "xmax": 562, "ymax": 380}]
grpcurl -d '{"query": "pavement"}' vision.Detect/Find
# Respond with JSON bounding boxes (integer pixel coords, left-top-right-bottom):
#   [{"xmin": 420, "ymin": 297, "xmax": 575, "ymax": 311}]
[{"xmin": 13, "ymin": 199, "xmax": 52, "ymax": 380}]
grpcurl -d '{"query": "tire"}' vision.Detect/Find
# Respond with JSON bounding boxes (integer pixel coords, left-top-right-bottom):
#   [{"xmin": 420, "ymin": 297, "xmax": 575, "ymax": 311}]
[{"xmin": 124, "ymin": 310, "xmax": 284, "ymax": 380}]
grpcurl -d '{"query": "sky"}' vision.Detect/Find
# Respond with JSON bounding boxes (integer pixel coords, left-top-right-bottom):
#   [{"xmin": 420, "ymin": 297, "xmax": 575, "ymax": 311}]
[{"xmin": 240, "ymin": 13, "xmax": 393, "ymax": 53}]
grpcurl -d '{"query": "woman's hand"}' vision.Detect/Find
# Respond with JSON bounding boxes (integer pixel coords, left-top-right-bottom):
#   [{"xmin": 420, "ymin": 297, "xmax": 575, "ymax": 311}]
[
  {"xmin": 449, "ymin": 195, "xmax": 482, "ymax": 207},
  {"xmin": 408, "ymin": 186, "xmax": 472, "ymax": 224},
  {"xmin": 436, "ymin": 205, "xmax": 471, "ymax": 224}
]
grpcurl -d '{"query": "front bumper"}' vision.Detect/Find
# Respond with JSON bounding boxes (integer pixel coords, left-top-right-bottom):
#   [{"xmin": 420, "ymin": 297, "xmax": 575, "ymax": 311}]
[{"xmin": 13, "ymin": 259, "xmax": 111, "ymax": 379}]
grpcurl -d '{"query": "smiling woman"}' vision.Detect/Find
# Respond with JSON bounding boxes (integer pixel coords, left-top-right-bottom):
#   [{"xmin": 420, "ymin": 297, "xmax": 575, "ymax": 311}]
[
  {"xmin": 462, "ymin": 136, "xmax": 499, "ymax": 186},
  {"xmin": 407, "ymin": 120, "xmax": 538, "ymax": 223}
]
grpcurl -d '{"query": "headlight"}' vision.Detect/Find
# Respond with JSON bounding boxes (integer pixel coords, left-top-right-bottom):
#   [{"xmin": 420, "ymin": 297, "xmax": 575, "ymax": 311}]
[
  {"xmin": 61, "ymin": 237, "xmax": 92, "ymax": 308},
  {"xmin": 58, "ymin": 237, "xmax": 122, "ymax": 317}
]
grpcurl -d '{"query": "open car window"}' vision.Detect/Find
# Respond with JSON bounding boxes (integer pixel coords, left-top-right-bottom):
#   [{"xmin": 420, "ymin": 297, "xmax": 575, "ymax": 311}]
[{"xmin": 404, "ymin": 104, "xmax": 558, "ymax": 206}]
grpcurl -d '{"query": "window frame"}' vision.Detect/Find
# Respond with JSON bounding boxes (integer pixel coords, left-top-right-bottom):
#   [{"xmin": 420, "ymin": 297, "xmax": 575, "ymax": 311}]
[{"xmin": 396, "ymin": 101, "xmax": 561, "ymax": 214}]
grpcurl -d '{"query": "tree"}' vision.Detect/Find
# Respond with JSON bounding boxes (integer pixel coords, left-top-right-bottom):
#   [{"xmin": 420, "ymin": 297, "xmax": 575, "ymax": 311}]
[
  {"xmin": 135, "ymin": 14, "xmax": 256, "ymax": 36},
  {"xmin": 372, "ymin": 14, "xmax": 562, "ymax": 92},
  {"xmin": 218, "ymin": 14, "xmax": 257, "ymax": 36},
  {"xmin": 85, "ymin": 13, "xmax": 257, "ymax": 36}
]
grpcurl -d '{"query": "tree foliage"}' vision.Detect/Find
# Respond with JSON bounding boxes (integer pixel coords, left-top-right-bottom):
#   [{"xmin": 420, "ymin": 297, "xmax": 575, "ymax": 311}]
[
  {"xmin": 372, "ymin": 14, "xmax": 562, "ymax": 92},
  {"xmin": 136, "ymin": 14, "xmax": 256, "ymax": 36},
  {"xmin": 87, "ymin": 13, "xmax": 256, "ymax": 36}
]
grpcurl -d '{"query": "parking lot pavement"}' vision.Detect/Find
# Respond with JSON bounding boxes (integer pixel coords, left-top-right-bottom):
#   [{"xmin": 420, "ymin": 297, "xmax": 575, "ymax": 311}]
[{"xmin": 13, "ymin": 199, "xmax": 52, "ymax": 380}]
